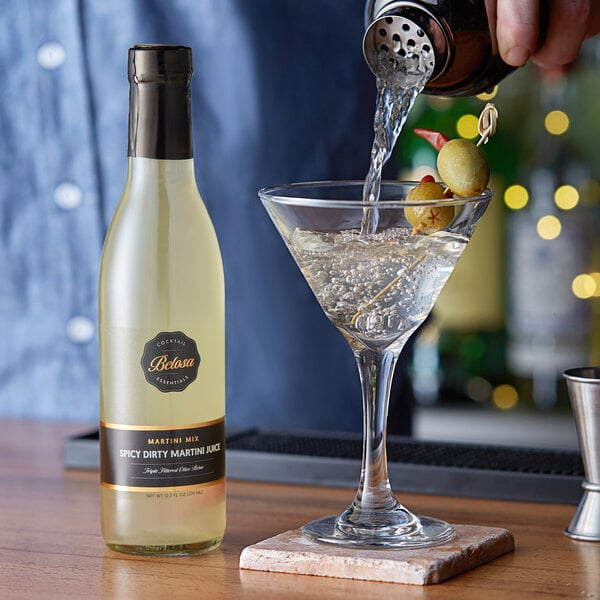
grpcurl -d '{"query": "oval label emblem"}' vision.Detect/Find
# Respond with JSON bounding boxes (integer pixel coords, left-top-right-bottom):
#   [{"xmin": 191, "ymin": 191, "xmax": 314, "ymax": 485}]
[{"xmin": 140, "ymin": 331, "xmax": 201, "ymax": 392}]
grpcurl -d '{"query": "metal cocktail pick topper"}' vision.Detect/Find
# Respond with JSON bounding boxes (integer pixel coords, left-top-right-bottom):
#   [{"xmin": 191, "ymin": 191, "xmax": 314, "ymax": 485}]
[{"xmin": 563, "ymin": 367, "xmax": 600, "ymax": 541}]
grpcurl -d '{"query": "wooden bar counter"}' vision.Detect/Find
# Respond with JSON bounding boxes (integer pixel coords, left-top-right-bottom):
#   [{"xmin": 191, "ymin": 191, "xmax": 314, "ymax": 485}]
[{"xmin": 0, "ymin": 420, "xmax": 597, "ymax": 599}]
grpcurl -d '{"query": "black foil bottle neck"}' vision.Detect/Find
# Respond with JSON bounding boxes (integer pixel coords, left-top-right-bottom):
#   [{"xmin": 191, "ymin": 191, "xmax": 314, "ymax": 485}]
[{"xmin": 127, "ymin": 45, "xmax": 193, "ymax": 160}]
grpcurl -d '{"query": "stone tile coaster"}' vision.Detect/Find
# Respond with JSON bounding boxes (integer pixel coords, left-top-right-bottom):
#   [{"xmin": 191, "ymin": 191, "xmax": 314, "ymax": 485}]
[{"xmin": 239, "ymin": 524, "xmax": 514, "ymax": 585}]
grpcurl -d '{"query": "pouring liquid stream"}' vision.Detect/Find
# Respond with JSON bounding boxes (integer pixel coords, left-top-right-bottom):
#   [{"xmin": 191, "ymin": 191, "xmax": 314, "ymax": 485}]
[
  {"xmin": 361, "ymin": 19, "xmax": 436, "ymax": 235},
  {"xmin": 360, "ymin": 78, "xmax": 423, "ymax": 234}
]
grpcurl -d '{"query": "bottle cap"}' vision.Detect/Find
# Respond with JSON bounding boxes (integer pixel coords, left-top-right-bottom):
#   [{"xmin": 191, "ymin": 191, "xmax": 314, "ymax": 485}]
[
  {"xmin": 128, "ymin": 45, "xmax": 192, "ymax": 83},
  {"xmin": 127, "ymin": 45, "xmax": 194, "ymax": 159}
]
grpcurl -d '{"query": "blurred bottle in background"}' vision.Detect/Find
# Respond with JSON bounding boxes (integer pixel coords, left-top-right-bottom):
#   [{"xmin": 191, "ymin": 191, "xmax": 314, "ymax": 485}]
[
  {"xmin": 507, "ymin": 75, "xmax": 587, "ymax": 409},
  {"xmin": 507, "ymin": 69, "xmax": 598, "ymax": 411},
  {"xmin": 396, "ymin": 38, "xmax": 600, "ymax": 417}
]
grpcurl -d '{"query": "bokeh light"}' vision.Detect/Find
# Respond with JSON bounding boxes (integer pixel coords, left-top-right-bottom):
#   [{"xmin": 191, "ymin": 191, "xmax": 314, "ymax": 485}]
[
  {"xmin": 466, "ymin": 377, "xmax": 493, "ymax": 403},
  {"xmin": 579, "ymin": 179, "xmax": 600, "ymax": 206},
  {"xmin": 572, "ymin": 274, "xmax": 596, "ymax": 299},
  {"xmin": 544, "ymin": 110, "xmax": 569, "ymax": 135},
  {"xmin": 492, "ymin": 384, "xmax": 519, "ymax": 410},
  {"xmin": 590, "ymin": 273, "xmax": 600, "ymax": 297},
  {"xmin": 536, "ymin": 215, "xmax": 562, "ymax": 240},
  {"xmin": 554, "ymin": 185, "xmax": 579, "ymax": 210},
  {"xmin": 456, "ymin": 114, "xmax": 479, "ymax": 139},
  {"xmin": 504, "ymin": 184, "xmax": 529, "ymax": 210}
]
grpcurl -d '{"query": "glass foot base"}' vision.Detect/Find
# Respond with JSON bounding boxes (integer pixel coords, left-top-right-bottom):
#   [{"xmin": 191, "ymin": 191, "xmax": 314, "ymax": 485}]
[{"xmin": 302, "ymin": 514, "xmax": 454, "ymax": 549}]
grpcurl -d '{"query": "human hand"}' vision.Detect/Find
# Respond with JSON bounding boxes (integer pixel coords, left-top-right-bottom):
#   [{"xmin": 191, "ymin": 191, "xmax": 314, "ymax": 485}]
[{"xmin": 493, "ymin": 0, "xmax": 600, "ymax": 70}]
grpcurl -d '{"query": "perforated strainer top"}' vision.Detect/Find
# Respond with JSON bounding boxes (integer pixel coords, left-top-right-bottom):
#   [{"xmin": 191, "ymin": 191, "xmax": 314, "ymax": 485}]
[{"xmin": 364, "ymin": 15, "xmax": 435, "ymax": 87}]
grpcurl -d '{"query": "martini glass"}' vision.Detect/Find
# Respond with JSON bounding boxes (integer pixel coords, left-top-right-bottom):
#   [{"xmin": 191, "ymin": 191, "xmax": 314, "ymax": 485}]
[{"xmin": 259, "ymin": 181, "xmax": 492, "ymax": 548}]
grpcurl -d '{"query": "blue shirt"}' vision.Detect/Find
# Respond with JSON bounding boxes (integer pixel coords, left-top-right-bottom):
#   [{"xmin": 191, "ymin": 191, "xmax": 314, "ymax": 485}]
[{"xmin": 0, "ymin": 0, "xmax": 407, "ymax": 431}]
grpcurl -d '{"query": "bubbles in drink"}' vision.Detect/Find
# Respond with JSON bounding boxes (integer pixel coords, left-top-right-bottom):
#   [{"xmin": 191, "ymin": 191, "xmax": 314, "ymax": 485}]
[{"xmin": 289, "ymin": 227, "xmax": 467, "ymax": 351}]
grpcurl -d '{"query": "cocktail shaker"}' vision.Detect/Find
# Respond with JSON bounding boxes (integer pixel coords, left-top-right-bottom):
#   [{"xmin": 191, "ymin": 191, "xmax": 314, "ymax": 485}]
[
  {"xmin": 363, "ymin": 0, "xmax": 545, "ymax": 96},
  {"xmin": 563, "ymin": 367, "xmax": 600, "ymax": 542}
]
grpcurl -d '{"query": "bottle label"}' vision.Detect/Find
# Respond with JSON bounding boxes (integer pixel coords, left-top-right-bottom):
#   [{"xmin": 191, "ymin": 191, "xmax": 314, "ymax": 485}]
[
  {"xmin": 140, "ymin": 331, "xmax": 200, "ymax": 392},
  {"xmin": 100, "ymin": 419, "xmax": 225, "ymax": 490}
]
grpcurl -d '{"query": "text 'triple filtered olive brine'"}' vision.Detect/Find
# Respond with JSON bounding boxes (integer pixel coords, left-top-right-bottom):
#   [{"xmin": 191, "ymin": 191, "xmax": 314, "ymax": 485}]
[{"xmin": 99, "ymin": 45, "xmax": 225, "ymax": 555}]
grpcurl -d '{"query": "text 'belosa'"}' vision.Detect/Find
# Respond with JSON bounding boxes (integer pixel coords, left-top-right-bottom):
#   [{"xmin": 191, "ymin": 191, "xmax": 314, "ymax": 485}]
[{"xmin": 147, "ymin": 355, "xmax": 196, "ymax": 372}]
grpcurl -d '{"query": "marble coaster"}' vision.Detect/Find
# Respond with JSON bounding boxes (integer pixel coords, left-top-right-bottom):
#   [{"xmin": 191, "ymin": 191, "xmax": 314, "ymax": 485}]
[{"xmin": 239, "ymin": 524, "xmax": 514, "ymax": 585}]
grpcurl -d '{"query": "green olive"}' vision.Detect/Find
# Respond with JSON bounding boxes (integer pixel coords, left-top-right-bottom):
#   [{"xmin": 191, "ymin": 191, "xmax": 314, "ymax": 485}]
[
  {"xmin": 404, "ymin": 181, "xmax": 454, "ymax": 234},
  {"xmin": 437, "ymin": 138, "xmax": 490, "ymax": 197}
]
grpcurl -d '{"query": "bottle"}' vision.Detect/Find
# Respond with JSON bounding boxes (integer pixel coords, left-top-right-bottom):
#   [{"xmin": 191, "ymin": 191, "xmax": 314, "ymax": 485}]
[
  {"xmin": 506, "ymin": 74, "xmax": 592, "ymax": 410},
  {"xmin": 99, "ymin": 45, "xmax": 225, "ymax": 555},
  {"xmin": 363, "ymin": 0, "xmax": 547, "ymax": 96}
]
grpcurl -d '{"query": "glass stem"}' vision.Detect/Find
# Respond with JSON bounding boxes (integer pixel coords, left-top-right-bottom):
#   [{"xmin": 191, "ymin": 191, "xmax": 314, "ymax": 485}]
[
  {"xmin": 308, "ymin": 343, "xmax": 452, "ymax": 545},
  {"xmin": 344, "ymin": 348, "xmax": 402, "ymax": 524}
]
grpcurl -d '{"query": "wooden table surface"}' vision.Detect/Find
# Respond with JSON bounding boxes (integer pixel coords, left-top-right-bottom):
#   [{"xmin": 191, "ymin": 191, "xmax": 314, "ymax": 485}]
[{"xmin": 0, "ymin": 420, "xmax": 598, "ymax": 599}]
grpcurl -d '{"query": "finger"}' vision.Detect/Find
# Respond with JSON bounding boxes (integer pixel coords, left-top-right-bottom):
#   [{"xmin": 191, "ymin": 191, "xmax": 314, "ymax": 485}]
[
  {"xmin": 532, "ymin": 0, "xmax": 590, "ymax": 69},
  {"xmin": 496, "ymin": 0, "xmax": 540, "ymax": 66}
]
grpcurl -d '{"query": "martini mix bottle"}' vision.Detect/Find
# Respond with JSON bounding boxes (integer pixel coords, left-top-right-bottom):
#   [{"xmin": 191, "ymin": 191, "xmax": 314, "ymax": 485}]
[{"xmin": 99, "ymin": 45, "xmax": 225, "ymax": 555}]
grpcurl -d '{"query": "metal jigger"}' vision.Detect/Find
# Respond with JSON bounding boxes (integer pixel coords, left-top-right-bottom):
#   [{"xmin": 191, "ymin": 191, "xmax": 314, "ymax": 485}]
[{"xmin": 564, "ymin": 367, "xmax": 600, "ymax": 541}]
